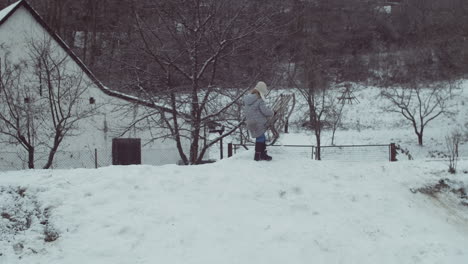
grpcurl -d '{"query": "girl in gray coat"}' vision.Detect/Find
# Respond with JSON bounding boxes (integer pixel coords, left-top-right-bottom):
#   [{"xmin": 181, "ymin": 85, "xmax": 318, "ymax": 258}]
[{"xmin": 243, "ymin": 81, "xmax": 274, "ymax": 161}]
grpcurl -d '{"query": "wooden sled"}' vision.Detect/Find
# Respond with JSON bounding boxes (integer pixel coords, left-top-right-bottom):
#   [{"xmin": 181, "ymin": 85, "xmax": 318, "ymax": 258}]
[
  {"xmin": 266, "ymin": 94, "xmax": 295, "ymax": 144},
  {"xmin": 239, "ymin": 93, "xmax": 295, "ymax": 148}
]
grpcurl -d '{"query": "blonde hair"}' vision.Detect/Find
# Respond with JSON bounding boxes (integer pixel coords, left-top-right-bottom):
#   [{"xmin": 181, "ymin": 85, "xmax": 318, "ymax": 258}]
[{"xmin": 250, "ymin": 89, "xmax": 261, "ymax": 98}]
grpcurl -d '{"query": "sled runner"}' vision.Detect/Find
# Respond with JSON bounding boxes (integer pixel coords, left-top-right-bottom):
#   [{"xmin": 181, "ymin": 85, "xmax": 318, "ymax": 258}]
[{"xmin": 266, "ymin": 94, "xmax": 295, "ymax": 144}]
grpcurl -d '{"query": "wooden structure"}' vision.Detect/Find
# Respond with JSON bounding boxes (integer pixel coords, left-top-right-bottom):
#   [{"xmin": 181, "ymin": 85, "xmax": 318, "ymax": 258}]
[
  {"xmin": 337, "ymin": 83, "xmax": 359, "ymax": 104},
  {"xmin": 267, "ymin": 94, "xmax": 295, "ymax": 144},
  {"xmin": 239, "ymin": 93, "xmax": 295, "ymax": 146},
  {"xmin": 112, "ymin": 138, "xmax": 141, "ymax": 165}
]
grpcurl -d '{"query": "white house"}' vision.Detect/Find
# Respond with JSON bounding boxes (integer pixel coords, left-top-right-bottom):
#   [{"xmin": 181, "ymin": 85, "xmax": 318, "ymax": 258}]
[{"xmin": 0, "ymin": 0, "xmax": 184, "ymax": 169}]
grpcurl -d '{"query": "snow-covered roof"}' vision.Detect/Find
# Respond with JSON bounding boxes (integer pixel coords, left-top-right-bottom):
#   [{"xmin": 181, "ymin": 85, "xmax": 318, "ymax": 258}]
[
  {"xmin": 0, "ymin": 0, "xmax": 109, "ymax": 94},
  {"xmin": 0, "ymin": 0, "xmax": 22, "ymax": 23},
  {"xmin": 0, "ymin": 0, "xmax": 171, "ymax": 113}
]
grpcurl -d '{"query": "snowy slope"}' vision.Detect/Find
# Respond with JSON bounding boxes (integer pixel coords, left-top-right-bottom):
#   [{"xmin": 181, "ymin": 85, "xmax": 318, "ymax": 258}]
[
  {"xmin": 260, "ymin": 81, "xmax": 468, "ymax": 160},
  {"xmin": 1, "ymin": 149, "xmax": 468, "ymax": 264}
]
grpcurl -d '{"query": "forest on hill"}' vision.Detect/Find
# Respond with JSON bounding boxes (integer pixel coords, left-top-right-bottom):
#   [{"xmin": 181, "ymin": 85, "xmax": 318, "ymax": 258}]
[{"xmin": 2, "ymin": 0, "xmax": 467, "ymax": 93}]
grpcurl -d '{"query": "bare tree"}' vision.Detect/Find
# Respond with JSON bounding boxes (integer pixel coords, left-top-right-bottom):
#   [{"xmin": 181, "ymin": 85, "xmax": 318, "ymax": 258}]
[
  {"xmin": 0, "ymin": 47, "xmax": 40, "ymax": 168},
  {"xmin": 0, "ymin": 38, "xmax": 99, "ymax": 169},
  {"xmin": 381, "ymin": 81, "xmax": 455, "ymax": 146},
  {"xmin": 445, "ymin": 130, "xmax": 461, "ymax": 174},
  {"xmin": 28, "ymin": 38, "xmax": 98, "ymax": 168},
  {"xmin": 286, "ymin": 0, "xmax": 376, "ymax": 159},
  {"xmin": 127, "ymin": 0, "xmax": 282, "ymax": 164},
  {"xmin": 289, "ymin": 57, "xmax": 335, "ymax": 160},
  {"xmin": 379, "ymin": 46, "xmax": 458, "ymax": 146}
]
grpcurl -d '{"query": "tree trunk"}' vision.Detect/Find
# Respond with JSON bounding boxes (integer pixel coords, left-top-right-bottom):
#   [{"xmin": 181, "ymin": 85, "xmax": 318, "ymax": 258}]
[
  {"xmin": 169, "ymin": 90, "xmax": 188, "ymax": 165},
  {"xmin": 315, "ymin": 130, "xmax": 321, "ymax": 160},
  {"xmin": 43, "ymin": 131, "xmax": 62, "ymax": 169},
  {"xmin": 417, "ymin": 133, "xmax": 423, "ymax": 146},
  {"xmin": 27, "ymin": 147, "xmax": 34, "ymax": 169},
  {"xmin": 417, "ymin": 126, "xmax": 424, "ymax": 146},
  {"xmin": 90, "ymin": 1, "xmax": 98, "ymax": 67},
  {"xmin": 43, "ymin": 147, "xmax": 58, "ymax": 169},
  {"xmin": 190, "ymin": 125, "xmax": 201, "ymax": 164},
  {"xmin": 189, "ymin": 51, "xmax": 201, "ymax": 164}
]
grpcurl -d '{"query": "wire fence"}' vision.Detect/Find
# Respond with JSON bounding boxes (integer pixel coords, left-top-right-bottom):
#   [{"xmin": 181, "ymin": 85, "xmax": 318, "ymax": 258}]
[
  {"xmin": 230, "ymin": 143, "xmax": 395, "ymax": 162},
  {"xmin": 0, "ymin": 152, "xmax": 26, "ymax": 171},
  {"xmin": 0, "ymin": 149, "xmax": 111, "ymax": 171},
  {"xmin": 0, "ymin": 147, "xmax": 182, "ymax": 171},
  {"xmin": 2, "ymin": 142, "xmax": 465, "ymax": 170},
  {"xmin": 50, "ymin": 149, "xmax": 113, "ymax": 169},
  {"xmin": 320, "ymin": 144, "xmax": 391, "ymax": 162}
]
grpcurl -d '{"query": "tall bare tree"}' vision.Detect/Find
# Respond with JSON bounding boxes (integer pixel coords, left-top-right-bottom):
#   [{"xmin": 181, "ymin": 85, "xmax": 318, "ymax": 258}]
[
  {"xmin": 28, "ymin": 38, "xmax": 98, "ymax": 168},
  {"xmin": 287, "ymin": 0, "xmax": 377, "ymax": 159},
  {"xmin": 0, "ymin": 38, "xmax": 99, "ymax": 169},
  {"xmin": 0, "ymin": 47, "xmax": 40, "ymax": 168},
  {"xmin": 288, "ymin": 56, "xmax": 335, "ymax": 160},
  {"xmin": 128, "ymin": 0, "xmax": 283, "ymax": 164},
  {"xmin": 378, "ymin": 22, "xmax": 459, "ymax": 147},
  {"xmin": 381, "ymin": 81, "xmax": 456, "ymax": 146}
]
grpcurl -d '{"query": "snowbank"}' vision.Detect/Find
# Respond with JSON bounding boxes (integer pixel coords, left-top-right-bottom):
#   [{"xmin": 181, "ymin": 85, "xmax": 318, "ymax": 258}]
[{"xmin": 1, "ymin": 150, "xmax": 467, "ymax": 264}]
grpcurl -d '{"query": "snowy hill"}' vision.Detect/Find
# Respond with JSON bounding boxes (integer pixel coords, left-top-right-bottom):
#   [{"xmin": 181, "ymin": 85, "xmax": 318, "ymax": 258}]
[
  {"xmin": 1, "ymin": 150, "xmax": 468, "ymax": 264},
  {"xmin": 261, "ymin": 81, "xmax": 468, "ymax": 161}
]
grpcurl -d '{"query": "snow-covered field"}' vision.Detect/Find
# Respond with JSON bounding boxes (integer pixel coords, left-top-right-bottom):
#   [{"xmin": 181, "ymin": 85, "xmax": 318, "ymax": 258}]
[
  {"xmin": 1, "ymin": 82, "xmax": 468, "ymax": 263},
  {"xmin": 258, "ymin": 81, "xmax": 468, "ymax": 160},
  {"xmin": 1, "ymin": 152, "xmax": 468, "ymax": 263}
]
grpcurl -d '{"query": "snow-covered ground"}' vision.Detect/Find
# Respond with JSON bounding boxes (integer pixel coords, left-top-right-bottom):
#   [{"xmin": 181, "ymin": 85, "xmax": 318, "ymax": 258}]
[
  {"xmin": 1, "ymin": 151, "xmax": 468, "ymax": 263},
  {"xmin": 248, "ymin": 81, "xmax": 468, "ymax": 161},
  {"xmin": 1, "ymin": 82, "xmax": 468, "ymax": 263}
]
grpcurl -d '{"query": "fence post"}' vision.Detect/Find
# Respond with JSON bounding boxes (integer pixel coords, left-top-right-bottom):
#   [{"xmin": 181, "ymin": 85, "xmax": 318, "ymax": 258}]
[
  {"xmin": 220, "ymin": 138, "xmax": 224, "ymax": 160},
  {"xmin": 390, "ymin": 143, "xmax": 397, "ymax": 162},
  {"xmin": 95, "ymin": 149, "xmax": 98, "ymax": 168},
  {"xmin": 228, "ymin": 143, "xmax": 233, "ymax": 158}
]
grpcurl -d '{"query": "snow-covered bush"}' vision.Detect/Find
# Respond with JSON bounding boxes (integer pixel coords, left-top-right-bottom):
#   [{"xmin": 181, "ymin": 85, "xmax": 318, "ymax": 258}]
[
  {"xmin": 0, "ymin": 186, "xmax": 58, "ymax": 257},
  {"xmin": 445, "ymin": 131, "xmax": 462, "ymax": 173},
  {"xmin": 413, "ymin": 179, "xmax": 468, "ymax": 207}
]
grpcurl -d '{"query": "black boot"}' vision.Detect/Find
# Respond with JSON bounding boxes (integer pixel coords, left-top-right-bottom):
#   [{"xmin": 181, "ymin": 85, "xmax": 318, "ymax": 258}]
[
  {"xmin": 260, "ymin": 142, "xmax": 272, "ymax": 161},
  {"xmin": 254, "ymin": 142, "xmax": 262, "ymax": 161}
]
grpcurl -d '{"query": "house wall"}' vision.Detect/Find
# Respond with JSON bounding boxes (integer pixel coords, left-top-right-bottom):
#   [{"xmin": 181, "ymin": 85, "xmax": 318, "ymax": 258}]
[{"xmin": 0, "ymin": 5, "xmax": 186, "ymax": 169}]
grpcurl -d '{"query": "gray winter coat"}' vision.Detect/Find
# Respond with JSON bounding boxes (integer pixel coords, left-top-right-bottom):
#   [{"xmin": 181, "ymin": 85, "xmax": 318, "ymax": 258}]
[{"xmin": 243, "ymin": 93, "xmax": 274, "ymax": 138}]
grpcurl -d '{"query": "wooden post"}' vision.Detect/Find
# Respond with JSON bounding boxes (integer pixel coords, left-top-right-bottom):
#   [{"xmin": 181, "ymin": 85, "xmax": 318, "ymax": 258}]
[
  {"xmin": 220, "ymin": 138, "xmax": 224, "ymax": 160},
  {"xmin": 390, "ymin": 143, "xmax": 397, "ymax": 162},
  {"xmin": 228, "ymin": 143, "xmax": 233, "ymax": 158},
  {"xmin": 95, "ymin": 148, "xmax": 98, "ymax": 168}
]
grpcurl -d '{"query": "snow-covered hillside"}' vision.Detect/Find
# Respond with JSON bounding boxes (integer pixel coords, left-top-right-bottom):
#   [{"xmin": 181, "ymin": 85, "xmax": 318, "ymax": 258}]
[
  {"xmin": 258, "ymin": 80, "xmax": 468, "ymax": 160},
  {"xmin": 1, "ymin": 77, "xmax": 468, "ymax": 263},
  {"xmin": 1, "ymin": 150, "xmax": 468, "ymax": 264}
]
